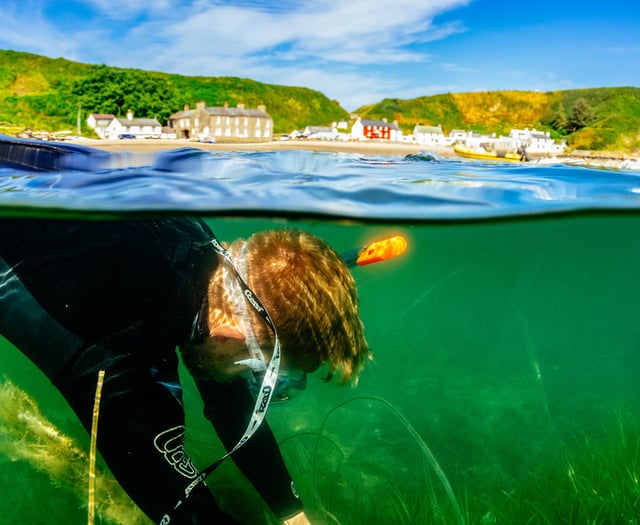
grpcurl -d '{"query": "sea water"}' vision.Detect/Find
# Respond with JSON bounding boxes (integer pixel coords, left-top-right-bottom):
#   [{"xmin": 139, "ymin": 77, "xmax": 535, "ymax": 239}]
[{"xmin": 1, "ymin": 141, "xmax": 640, "ymax": 524}]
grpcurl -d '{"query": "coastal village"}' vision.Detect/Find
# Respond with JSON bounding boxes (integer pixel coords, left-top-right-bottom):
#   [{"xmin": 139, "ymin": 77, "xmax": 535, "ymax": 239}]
[{"xmin": 85, "ymin": 101, "xmax": 567, "ymax": 157}]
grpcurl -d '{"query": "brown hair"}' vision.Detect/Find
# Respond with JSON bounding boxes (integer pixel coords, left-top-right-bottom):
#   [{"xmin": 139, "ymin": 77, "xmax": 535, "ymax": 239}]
[{"xmin": 208, "ymin": 228, "xmax": 371, "ymax": 384}]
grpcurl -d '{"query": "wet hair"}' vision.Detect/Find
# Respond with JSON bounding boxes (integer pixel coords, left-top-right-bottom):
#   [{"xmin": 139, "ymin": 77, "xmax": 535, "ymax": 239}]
[{"xmin": 208, "ymin": 228, "xmax": 371, "ymax": 384}]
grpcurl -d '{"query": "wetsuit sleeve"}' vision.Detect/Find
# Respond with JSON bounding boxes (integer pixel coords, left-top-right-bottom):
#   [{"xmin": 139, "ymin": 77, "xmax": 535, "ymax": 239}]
[
  {"xmin": 195, "ymin": 377, "xmax": 304, "ymax": 520},
  {"xmin": 56, "ymin": 345, "xmax": 241, "ymax": 525}
]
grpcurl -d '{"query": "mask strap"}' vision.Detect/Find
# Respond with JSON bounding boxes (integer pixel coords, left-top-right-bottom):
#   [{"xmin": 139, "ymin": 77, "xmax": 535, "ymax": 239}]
[
  {"xmin": 224, "ymin": 242, "xmax": 266, "ymax": 371},
  {"xmin": 165, "ymin": 235, "xmax": 281, "ymax": 521}
]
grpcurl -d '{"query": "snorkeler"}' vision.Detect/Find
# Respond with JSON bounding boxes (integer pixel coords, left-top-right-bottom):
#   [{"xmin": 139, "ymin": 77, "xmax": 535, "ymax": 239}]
[{"xmin": 0, "ymin": 217, "xmax": 370, "ymax": 524}]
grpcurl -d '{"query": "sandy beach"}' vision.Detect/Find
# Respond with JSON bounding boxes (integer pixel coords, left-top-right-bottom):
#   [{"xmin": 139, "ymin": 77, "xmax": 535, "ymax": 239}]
[{"xmin": 70, "ymin": 138, "xmax": 640, "ymax": 170}]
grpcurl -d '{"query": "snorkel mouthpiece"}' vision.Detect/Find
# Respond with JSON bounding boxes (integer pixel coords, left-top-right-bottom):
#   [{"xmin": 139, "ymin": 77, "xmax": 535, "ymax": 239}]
[{"xmin": 341, "ymin": 235, "xmax": 408, "ymax": 267}]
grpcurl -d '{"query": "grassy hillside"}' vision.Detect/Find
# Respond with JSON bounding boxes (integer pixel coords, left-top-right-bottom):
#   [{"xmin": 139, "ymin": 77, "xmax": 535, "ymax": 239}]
[
  {"xmin": 356, "ymin": 88, "xmax": 640, "ymax": 152},
  {"xmin": 0, "ymin": 50, "xmax": 86, "ymax": 133},
  {"xmin": 1, "ymin": 49, "xmax": 638, "ymax": 151},
  {"xmin": 0, "ymin": 49, "xmax": 348, "ymax": 135}
]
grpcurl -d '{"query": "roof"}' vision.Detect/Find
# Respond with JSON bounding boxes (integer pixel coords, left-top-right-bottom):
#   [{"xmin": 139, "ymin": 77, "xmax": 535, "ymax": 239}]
[
  {"xmin": 414, "ymin": 125, "xmax": 444, "ymax": 135},
  {"xmin": 205, "ymin": 107, "xmax": 270, "ymax": 118},
  {"xmin": 169, "ymin": 106, "xmax": 271, "ymax": 119},
  {"xmin": 360, "ymin": 119, "xmax": 400, "ymax": 130},
  {"xmin": 89, "ymin": 113, "xmax": 115, "ymax": 120},
  {"xmin": 304, "ymin": 126, "xmax": 333, "ymax": 133},
  {"xmin": 168, "ymin": 109, "xmax": 191, "ymax": 119},
  {"xmin": 114, "ymin": 117, "xmax": 161, "ymax": 127}
]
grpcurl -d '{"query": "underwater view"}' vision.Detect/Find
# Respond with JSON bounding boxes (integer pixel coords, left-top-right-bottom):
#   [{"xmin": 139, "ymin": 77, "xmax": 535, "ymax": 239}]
[{"xmin": 1, "ymin": 137, "xmax": 640, "ymax": 524}]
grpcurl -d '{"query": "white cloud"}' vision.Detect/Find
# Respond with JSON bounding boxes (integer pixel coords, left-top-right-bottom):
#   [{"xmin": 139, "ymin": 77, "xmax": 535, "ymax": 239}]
[
  {"xmin": 110, "ymin": 0, "xmax": 470, "ymax": 70},
  {"xmin": 439, "ymin": 62, "xmax": 478, "ymax": 73},
  {"xmin": 1, "ymin": 4, "xmax": 86, "ymax": 59},
  {"xmin": 0, "ymin": 0, "xmax": 473, "ymax": 109},
  {"xmin": 82, "ymin": 0, "xmax": 174, "ymax": 19},
  {"xmin": 101, "ymin": 0, "xmax": 472, "ymax": 109},
  {"xmin": 609, "ymin": 44, "xmax": 640, "ymax": 54}
]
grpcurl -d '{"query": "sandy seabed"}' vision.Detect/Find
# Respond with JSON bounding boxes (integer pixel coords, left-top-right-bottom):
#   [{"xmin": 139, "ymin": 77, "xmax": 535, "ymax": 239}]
[{"xmin": 70, "ymin": 138, "xmax": 640, "ymax": 170}]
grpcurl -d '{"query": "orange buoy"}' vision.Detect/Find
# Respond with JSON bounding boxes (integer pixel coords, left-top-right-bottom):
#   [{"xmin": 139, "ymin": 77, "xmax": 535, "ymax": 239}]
[{"xmin": 341, "ymin": 235, "xmax": 408, "ymax": 267}]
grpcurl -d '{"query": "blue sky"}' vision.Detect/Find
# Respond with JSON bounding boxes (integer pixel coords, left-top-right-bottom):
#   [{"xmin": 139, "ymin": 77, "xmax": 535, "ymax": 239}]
[{"xmin": 2, "ymin": 0, "xmax": 639, "ymax": 110}]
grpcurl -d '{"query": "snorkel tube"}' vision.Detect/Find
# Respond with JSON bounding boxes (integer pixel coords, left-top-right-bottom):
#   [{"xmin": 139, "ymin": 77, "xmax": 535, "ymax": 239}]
[{"xmin": 341, "ymin": 234, "xmax": 408, "ymax": 268}]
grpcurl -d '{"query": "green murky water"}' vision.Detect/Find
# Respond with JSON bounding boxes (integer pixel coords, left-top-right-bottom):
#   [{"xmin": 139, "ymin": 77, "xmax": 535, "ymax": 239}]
[{"xmin": 2, "ymin": 212, "xmax": 639, "ymax": 524}]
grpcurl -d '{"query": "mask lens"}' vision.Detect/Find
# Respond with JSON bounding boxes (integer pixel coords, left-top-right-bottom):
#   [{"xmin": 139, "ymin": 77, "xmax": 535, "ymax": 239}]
[
  {"xmin": 274, "ymin": 372, "xmax": 307, "ymax": 401},
  {"xmin": 248, "ymin": 371, "xmax": 307, "ymax": 403}
]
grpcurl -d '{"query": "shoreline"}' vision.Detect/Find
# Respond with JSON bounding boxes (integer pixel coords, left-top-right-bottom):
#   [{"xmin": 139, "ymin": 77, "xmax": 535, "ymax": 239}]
[{"xmin": 69, "ymin": 138, "xmax": 640, "ymax": 170}]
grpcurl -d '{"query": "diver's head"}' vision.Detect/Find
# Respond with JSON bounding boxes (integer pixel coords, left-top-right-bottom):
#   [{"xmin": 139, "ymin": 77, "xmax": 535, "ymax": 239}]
[
  {"xmin": 242, "ymin": 228, "xmax": 371, "ymax": 383},
  {"xmin": 184, "ymin": 228, "xmax": 370, "ymax": 385}
]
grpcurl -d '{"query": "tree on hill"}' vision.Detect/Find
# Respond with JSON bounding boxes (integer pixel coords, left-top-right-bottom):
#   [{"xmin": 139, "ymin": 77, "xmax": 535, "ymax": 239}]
[
  {"xmin": 551, "ymin": 110, "xmax": 568, "ymax": 134},
  {"xmin": 545, "ymin": 103, "xmax": 568, "ymax": 134},
  {"xmin": 567, "ymin": 97, "xmax": 594, "ymax": 133},
  {"xmin": 71, "ymin": 65, "xmax": 181, "ymax": 123}
]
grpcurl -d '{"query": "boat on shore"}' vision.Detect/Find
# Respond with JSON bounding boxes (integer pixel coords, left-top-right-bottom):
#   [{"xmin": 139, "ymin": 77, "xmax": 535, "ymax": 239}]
[{"xmin": 454, "ymin": 143, "xmax": 529, "ymax": 162}]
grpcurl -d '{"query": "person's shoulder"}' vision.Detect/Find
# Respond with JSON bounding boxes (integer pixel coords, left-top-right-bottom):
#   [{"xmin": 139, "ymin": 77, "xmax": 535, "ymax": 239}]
[{"xmin": 153, "ymin": 218, "xmax": 214, "ymax": 243}]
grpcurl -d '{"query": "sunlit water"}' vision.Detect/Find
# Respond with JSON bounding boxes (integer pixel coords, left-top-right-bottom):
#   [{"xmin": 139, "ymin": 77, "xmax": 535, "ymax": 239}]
[{"xmin": 2, "ymin": 138, "xmax": 640, "ymax": 524}]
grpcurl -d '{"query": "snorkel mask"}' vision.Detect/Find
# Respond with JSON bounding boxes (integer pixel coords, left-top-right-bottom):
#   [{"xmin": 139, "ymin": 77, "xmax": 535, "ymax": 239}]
[{"xmin": 219, "ymin": 239, "xmax": 308, "ymax": 403}]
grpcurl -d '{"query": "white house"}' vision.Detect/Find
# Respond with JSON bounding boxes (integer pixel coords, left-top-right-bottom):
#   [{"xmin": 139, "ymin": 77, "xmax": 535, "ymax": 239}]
[
  {"xmin": 509, "ymin": 128, "xmax": 566, "ymax": 153},
  {"xmin": 413, "ymin": 124, "xmax": 453, "ymax": 146},
  {"xmin": 86, "ymin": 114, "xmax": 115, "ymax": 139},
  {"xmin": 448, "ymin": 127, "xmax": 566, "ymax": 155},
  {"xmin": 104, "ymin": 110, "xmax": 162, "ymax": 139},
  {"xmin": 455, "ymin": 131, "xmax": 497, "ymax": 147},
  {"xmin": 302, "ymin": 125, "xmax": 333, "ymax": 138},
  {"xmin": 351, "ymin": 118, "xmax": 402, "ymax": 141},
  {"xmin": 448, "ymin": 129, "xmax": 469, "ymax": 143}
]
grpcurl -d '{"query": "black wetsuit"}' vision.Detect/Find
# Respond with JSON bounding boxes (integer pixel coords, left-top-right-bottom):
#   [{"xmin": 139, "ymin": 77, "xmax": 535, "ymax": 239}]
[{"xmin": 0, "ymin": 217, "xmax": 302, "ymax": 524}]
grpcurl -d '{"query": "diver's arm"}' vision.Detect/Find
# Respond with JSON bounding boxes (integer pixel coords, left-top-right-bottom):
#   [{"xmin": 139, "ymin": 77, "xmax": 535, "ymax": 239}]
[
  {"xmin": 195, "ymin": 377, "xmax": 304, "ymax": 520},
  {"xmin": 56, "ymin": 346, "xmax": 241, "ymax": 524}
]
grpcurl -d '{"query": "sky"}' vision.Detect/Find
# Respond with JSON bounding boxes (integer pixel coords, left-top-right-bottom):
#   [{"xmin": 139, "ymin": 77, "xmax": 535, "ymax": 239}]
[{"xmin": 2, "ymin": 0, "xmax": 639, "ymax": 111}]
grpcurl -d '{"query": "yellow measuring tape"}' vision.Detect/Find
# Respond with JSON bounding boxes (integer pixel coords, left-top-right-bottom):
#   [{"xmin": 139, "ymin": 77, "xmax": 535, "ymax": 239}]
[{"xmin": 88, "ymin": 370, "xmax": 105, "ymax": 525}]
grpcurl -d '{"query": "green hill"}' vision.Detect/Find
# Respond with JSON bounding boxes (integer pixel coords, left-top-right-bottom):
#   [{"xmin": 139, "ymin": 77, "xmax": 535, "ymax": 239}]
[
  {"xmin": 355, "ymin": 88, "xmax": 640, "ymax": 152},
  {"xmin": 0, "ymin": 49, "xmax": 348, "ymax": 136},
  {"xmin": 1, "ymin": 49, "xmax": 639, "ymax": 152}
]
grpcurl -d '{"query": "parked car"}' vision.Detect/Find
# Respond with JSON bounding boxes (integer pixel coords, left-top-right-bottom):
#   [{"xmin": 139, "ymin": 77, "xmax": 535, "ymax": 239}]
[{"xmin": 118, "ymin": 133, "xmax": 136, "ymax": 139}]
